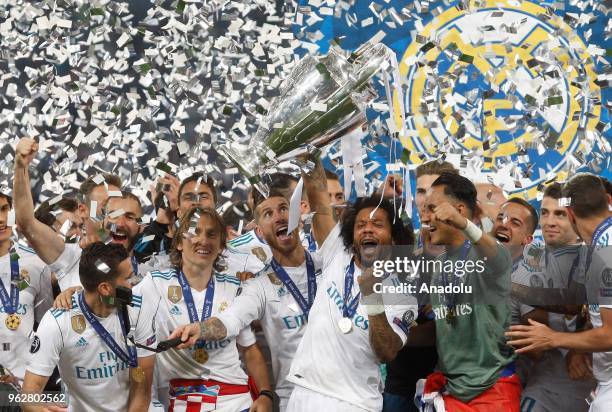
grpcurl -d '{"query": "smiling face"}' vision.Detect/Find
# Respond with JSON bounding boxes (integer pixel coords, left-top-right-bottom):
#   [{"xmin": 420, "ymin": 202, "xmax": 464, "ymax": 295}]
[
  {"xmin": 178, "ymin": 214, "xmax": 223, "ymax": 270},
  {"xmin": 255, "ymin": 196, "xmax": 300, "ymax": 255},
  {"xmin": 104, "ymin": 197, "xmax": 142, "ymax": 251},
  {"xmin": 421, "ymin": 185, "xmax": 463, "ymax": 246},
  {"xmin": 540, "ymin": 196, "xmax": 578, "ymax": 248},
  {"xmin": 352, "ymin": 207, "xmax": 393, "ymax": 266},
  {"xmin": 0, "ymin": 196, "xmax": 12, "ymax": 243},
  {"xmin": 492, "ymin": 202, "xmax": 533, "ymax": 258}
]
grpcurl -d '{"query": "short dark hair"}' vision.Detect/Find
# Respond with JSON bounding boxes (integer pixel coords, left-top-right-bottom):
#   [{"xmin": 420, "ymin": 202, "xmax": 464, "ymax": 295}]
[
  {"xmin": 562, "ymin": 173, "xmax": 609, "ymax": 218},
  {"xmin": 103, "ymin": 191, "xmax": 143, "ymax": 217},
  {"xmin": 222, "ymin": 203, "xmax": 253, "ymax": 230},
  {"xmin": 79, "ymin": 174, "xmax": 122, "ymax": 202},
  {"xmin": 505, "ymin": 197, "xmax": 538, "ymax": 235},
  {"xmin": 35, "ymin": 197, "xmax": 79, "ymax": 227},
  {"xmin": 170, "ymin": 207, "xmax": 227, "ymax": 272},
  {"xmin": 431, "ymin": 172, "xmax": 478, "ymax": 216},
  {"xmin": 79, "ymin": 242, "xmax": 129, "ymax": 292},
  {"xmin": 178, "ymin": 173, "xmax": 217, "ymax": 205},
  {"xmin": 339, "ymin": 195, "xmax": 414, "ymax": 251},
  {"xmin": 325, "ymin": 169, "xmax": 340, "ymax": 182},
  {"xmin": 416, "ymin": 160, "xmax": 457, "ymax": 178},
  {"xmin": 543, "ymin": 182, "xmax": 563, "ymax": 200},
  {"xmin": 252, "ymin": 189, "xmax": 289, "ymax": 220}
]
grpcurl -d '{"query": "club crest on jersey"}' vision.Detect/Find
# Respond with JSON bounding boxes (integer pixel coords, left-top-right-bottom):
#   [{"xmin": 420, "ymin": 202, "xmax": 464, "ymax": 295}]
[
  {"xmin": 278, "ymin": 286, "xmax": 289, "ymax": 298},
  {"xmin": 529, "ymin": 275, "xmax": 544, "ymax": 288},
  {"xmin": 267, "ymin": 273, "xmax": 282, "ymax": 286},
  {"xmin": 71, "ymin": 314, "xmax": 86, "ymax": 334},
  {"xmin": 168, "ymin": 286, "xmax": 183, "ymax": 304},
  {"xmin": 219, "ymin": 301, "xmax": 229, "ymax": 312},
  {"xmin": 602, "ymin": 269, "xmax": 612, "ymax": 288},
  {"xmin": 30, "ymin": 335, "xmax": 40, "ymax": 354},
  {"xmin": 252, "ymin": 247, "xmax": 267, "ymax": 263}
]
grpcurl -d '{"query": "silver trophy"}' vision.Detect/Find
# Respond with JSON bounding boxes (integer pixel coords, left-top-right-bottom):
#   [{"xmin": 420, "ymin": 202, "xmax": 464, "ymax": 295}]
[{"xmin": 218, "ymin": 42, "xmax": 394, "ymax": 196}]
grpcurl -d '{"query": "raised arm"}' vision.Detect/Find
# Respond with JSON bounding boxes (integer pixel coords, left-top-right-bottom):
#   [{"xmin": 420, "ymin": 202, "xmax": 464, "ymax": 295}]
[
  {"xmin": 13, "ymin": 138, "xmax": 66, "ymax": 264},
  {"xmin": 302, "ymin": 155, "xmax": 335, "ymax": 246}
]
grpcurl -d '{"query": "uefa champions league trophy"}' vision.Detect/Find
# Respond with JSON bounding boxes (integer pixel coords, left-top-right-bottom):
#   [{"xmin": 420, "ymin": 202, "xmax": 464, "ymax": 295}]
[{"xmin": 218, "ymin": 41, "xmax": 394, "ymax": 196}]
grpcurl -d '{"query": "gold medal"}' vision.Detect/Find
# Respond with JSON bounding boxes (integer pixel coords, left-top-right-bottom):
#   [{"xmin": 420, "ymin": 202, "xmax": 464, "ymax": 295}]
[
  {"xmin": 193, "ymin": 348, "xmax": 209, "ymax": 364},
  {"xmin": 5, "ymin": 314, "xmax": 20, "ymax": 331},
  {"xmin": 131, "ymin": 367, "xmax": 145, "ymax": 383}
]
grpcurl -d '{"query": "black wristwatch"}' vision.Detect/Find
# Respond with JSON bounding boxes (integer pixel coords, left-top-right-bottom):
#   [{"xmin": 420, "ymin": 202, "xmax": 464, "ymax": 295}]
[{"xmin": 258, "ymin": 389, "xmax": 279, "ymax": 404}]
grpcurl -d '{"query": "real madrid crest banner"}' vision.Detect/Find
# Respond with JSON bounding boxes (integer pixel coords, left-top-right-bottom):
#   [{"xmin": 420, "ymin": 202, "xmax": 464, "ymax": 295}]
[{"xmin": 293, "ymin": 0, "xmax": 611, "ymax": 201}]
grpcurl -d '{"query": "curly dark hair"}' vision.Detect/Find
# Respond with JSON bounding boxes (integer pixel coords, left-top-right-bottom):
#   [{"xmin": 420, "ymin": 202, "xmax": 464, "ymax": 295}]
[
  {"xmin": 339, "ymin": 195, "xmax": 414, "ymax": 251},
  {"xmin": 170, "ymin": 206, "xmax": 227, "ymax": 272}
]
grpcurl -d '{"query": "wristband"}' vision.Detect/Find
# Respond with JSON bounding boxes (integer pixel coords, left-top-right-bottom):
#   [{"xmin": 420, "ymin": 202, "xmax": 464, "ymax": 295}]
[
  {"xmin": 365, "ymin": 304, "xmax": 386, "ymax": 316},
  {"xmin": 258, "ymin": 390, "xmax": 279, "ymax": 404},
  {"xmin": 462, "ymin": 219, "xmax": 483, "ymax": 243}
]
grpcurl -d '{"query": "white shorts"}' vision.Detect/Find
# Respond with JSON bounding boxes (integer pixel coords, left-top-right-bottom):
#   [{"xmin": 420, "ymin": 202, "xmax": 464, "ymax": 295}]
[
  {"xmin": 589, "ymin": 381, "xmax": 612, "ymax": 412},
  {"xmin": 286, "ymin": 385, "xmax": 370, "ymax": 412}
]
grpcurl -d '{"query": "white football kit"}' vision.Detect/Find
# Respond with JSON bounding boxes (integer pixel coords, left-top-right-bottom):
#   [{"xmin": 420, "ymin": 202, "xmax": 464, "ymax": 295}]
[
  {"xmin": 0, "ymin": 244, "xmax": 52, "ymax": 381},
  {"xmin": 135, "ymin": 269, "xmax": 256, "ymax": 411},
  {"xmin": 287, "ymin": 224, "xmax": 418, "ymax": 411},
  {"xmin": 583, "ymin": 218, "xmax": 612, "ymax": 412},
  {"xmin": 27, "ymin": 292, "xmax": 156, "ymax": 412},
  {"xmin": 217, "ymin": 252, "xmax": 324, "ymax": 409},
  {"xmin": 513, "ymin": 244, "xmax": 595, "ymax": 412}
]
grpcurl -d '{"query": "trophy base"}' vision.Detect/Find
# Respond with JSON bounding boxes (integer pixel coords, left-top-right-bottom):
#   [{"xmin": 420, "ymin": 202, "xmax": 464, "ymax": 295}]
[{"xmin": 217, "ymin": 143, "xmax": 270, "ymax": 197}]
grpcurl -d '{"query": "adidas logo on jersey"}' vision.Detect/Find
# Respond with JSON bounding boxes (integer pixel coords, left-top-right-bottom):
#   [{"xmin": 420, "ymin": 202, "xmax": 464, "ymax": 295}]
[
  {"xmin": 75, "ymin": 337, "xmax": 88, "ymax": 348},
  {"xmin": 278, "ymin": 286, "xmax": 289, "ymax": 298},
  {"xmin": 169, "ymin": 305, "xmax": 182, "ymax": 316}
]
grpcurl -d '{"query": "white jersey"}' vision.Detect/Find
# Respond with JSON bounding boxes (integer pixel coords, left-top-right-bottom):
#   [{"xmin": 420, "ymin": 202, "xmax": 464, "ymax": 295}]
[
  {"xmin": 134, "ymin": 269, "xmax": 256, "ymax": 391},
  {"xmin": 27, "ymin": 292, "xmax": 156, "ymax": 412},
  {"xmin": 0, "ymin": 244, "xmax": 52, "ymax": 381},
  {"xmin": 585, "ymin": 218, "xmax": 612, "ymax": 384},
  {"xmin": 49, "ymin": 243, "xmax": 157, "ymax": 290},
  {"xmin": 513, "ymin": 244, "xmax": 594, "ymax": 398},
  {"xmin": 227, "ymin": 229, "xmax": 317, "ymax": 274},
  {"xmin": 287, "ymin": 224, "xmax": 418, "ymax": 411},
  {"xmin": 217, "ymin": 252, "xmax": 324, "ymax": 406}
]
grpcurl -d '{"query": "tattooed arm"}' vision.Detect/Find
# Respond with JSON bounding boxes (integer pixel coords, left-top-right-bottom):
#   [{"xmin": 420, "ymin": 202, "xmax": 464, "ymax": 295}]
[
  {"xmin": 168, "ymin": 317, "xmax": 228, "ymax": 349},
  {"xmin": 367, "ymin": 312, "xmax": 404, "ymax": 363}
]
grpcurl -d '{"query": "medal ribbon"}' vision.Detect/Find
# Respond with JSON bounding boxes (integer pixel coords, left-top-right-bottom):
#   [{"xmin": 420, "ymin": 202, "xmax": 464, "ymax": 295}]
[
  {"xmin": 342, "ymin": 259, "xmax": 360, "ymax": 318},
  {"xmin": 270, "ymin": 251, "xmax": 317, "ymax": 319},
  {"xmin": 177, "ymin": 271, "xmax": 215, "ymax": 323},
  {"xmin": 591, "ymin": 216, "xmax": 612, "ymax": 246},
  {"xmin": 441, "ymin": 241, "xmax": 471, "ymax": 310},
  {"xmin": 78, "ymin": 293, "xmax": 137, "ymax": 368},
  {"xmin": 0, "ymin": 254, "xmax": 19, "ymax": 315}
]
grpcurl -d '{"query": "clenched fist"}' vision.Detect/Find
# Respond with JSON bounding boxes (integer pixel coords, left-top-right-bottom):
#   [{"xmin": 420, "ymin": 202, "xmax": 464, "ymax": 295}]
[
  {"xmin": 433, "ymin": 202, "xmax": 468, "ymax": 230},
  {"xmin": 15, "ymin": 138, "xmax": 38, "ymax": 168}
]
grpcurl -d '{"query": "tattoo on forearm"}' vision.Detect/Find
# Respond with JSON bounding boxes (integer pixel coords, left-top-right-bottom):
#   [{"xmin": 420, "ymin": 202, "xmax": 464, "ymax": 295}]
[
  {"xmin": 368, "ymin": 313, "xmax": 402, "ymax": 362},
  {"xmin": 200, "ymin": 317, "xmax": 227, "ymax": 341}
]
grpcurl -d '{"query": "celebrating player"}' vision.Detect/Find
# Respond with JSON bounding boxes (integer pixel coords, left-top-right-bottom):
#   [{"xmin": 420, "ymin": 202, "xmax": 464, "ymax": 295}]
[
  {"xmin": 135, "ymin": 207, "xmax": 273, "ymax": 411},
  {"xmin": 507, "ymin": 174, "xmax": 612, "ymax": 411},
  {"xmin": 0, "ymin": 193, "xmax": 52, "ymax": 386},
  {"xmin": 13, "ymin": 138, "xmax": 145, "ymax": 290},
  {"xmin": 169, "ymin": 181, "xmax": 326, "ymax": 409},
  {"xmin": 416, "ymin": 172, "xmax": 519, "ymax": 410},
  {"xmin": 22, "ymin": 243, "xmax": 155, "ymax": 412}
]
